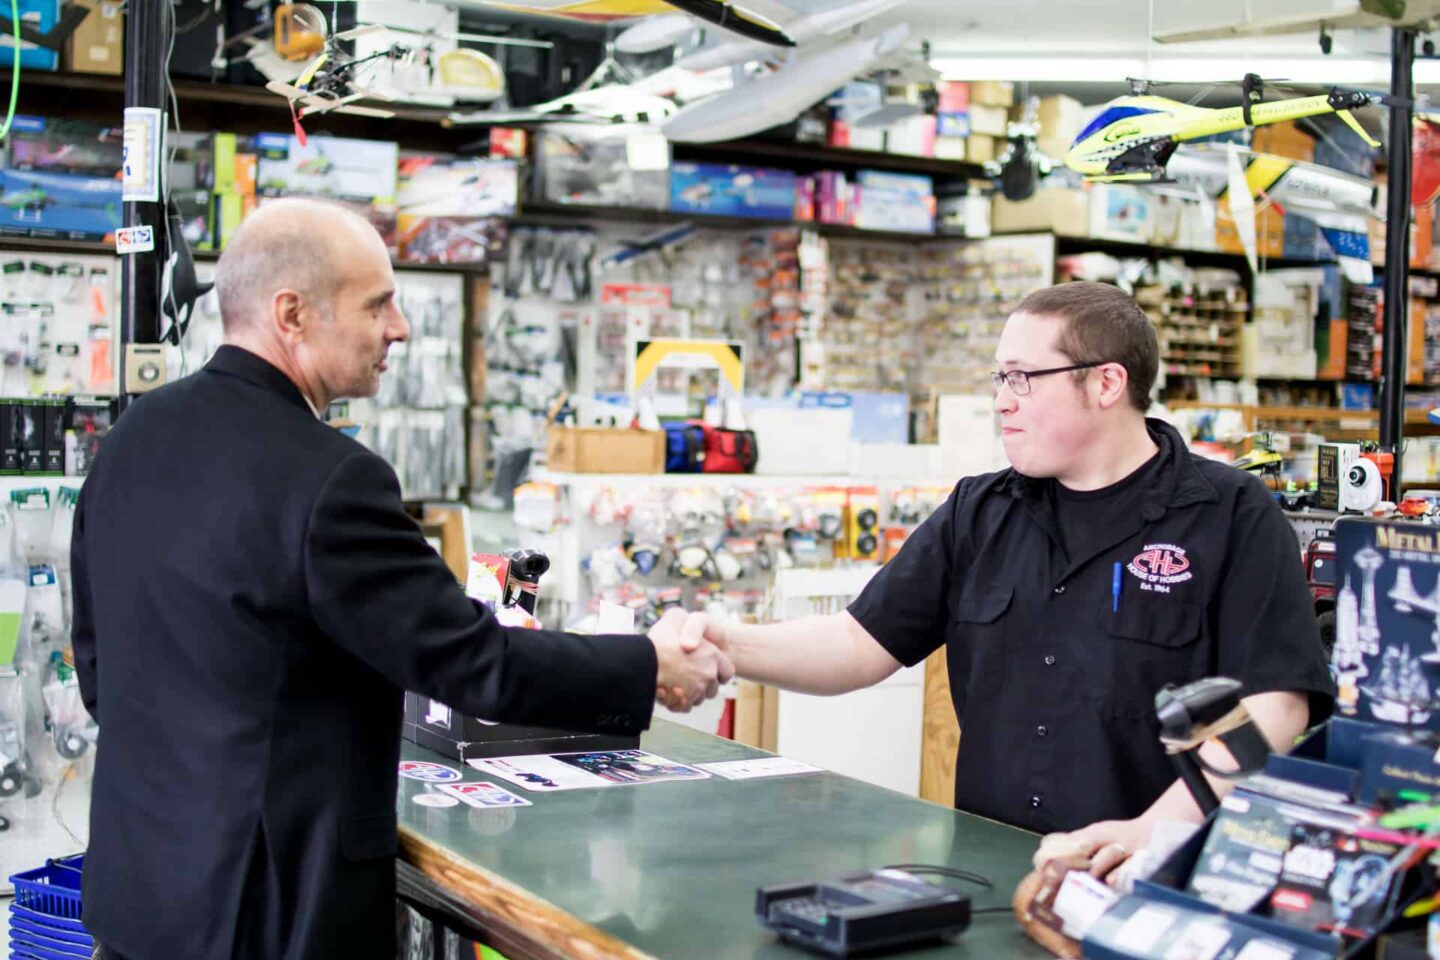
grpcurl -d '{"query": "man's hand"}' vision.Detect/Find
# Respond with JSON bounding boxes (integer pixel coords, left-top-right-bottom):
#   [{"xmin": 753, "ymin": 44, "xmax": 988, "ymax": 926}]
[
  {"xmin": 649, "ymin": 609, "xmax": 734, "ymax": 713},
  {"xmin": 1032, "ymin": 818, "xmax": 1152, "ymax": 886}
]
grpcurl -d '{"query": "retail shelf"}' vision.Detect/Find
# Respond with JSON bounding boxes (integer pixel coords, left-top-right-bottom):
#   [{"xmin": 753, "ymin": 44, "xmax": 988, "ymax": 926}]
[
  {"xmin": 517, "ymin": 202, "xmax": 943, "ymax": 242},
  {"xmin": 0, "ymin": 475, "xmax": 84, "ymax": 494},
  {"xmin": 530, "ymin": 468, "xmax": 954, "ymax": 489},
  {"xmin": 671, "ymin": 138, "xmax": 985, "ymax": 180},
  {"xmin": 1166, "ymin": 400, "xmax": 1440, "ymax": 429},
  {"xmin": 0, "ymin": 236, "xmax": 113, "ymax": 256},
  {"xmin": 17, "ymin": 72, "xmax": 987, "ymax": 182}
]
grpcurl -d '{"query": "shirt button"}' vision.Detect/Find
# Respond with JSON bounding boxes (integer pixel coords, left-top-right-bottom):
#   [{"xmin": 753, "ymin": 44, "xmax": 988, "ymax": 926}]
[
  {"xmin": 1030, "ymin": 795, "xmax": 1042, "ymax": 808},
  {"xmin": 1044, "ymin": 655, "xmax": 1056, "ymax": 666},
  {"xmin": 1052, "ymin": 585, "xmax": 1066, "ymax": 595},
  {"xmin": 1036, "ymin": 725, "xmax": 1048, "ymax": 737}
]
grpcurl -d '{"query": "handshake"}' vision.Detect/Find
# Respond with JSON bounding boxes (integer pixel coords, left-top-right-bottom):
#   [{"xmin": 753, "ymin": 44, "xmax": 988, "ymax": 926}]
[{"xmin": 647, "ymin": 608, "xmax": 734, "ymax": 712}]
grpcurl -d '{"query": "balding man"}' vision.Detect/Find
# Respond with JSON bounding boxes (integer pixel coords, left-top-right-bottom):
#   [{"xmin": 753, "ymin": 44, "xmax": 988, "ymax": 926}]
[{"xmin": 70, "ymin": 199, "xmax": 731, "ymax": 960}]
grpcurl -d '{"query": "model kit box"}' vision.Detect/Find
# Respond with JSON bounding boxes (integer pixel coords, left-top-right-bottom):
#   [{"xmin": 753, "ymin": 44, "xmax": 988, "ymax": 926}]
[
  {"xmin": 668, "ymin": 162, "xmax": 796, "ymax": 220},
  {"xmin": 0, "ymin": 168, "xmax": 121, "ymax": 240},
  {"xmin": 536, "ymin": 124, "xmax": 669, "ymax": 210},
  {"xmin": 403, "ymin": 692, "xmax": 637, "ymax": 761},
  {"xmin": 397, "ymin": 155, "xmax": 517, "ymax": 218},
  {"xmin": 5, "ymin": 116, "xmax": 123, "ymax": 176},
  {"xmin": 0, "ymin": 0, "xmax": 59, "ymax": 70},
  {"xmin": 254, "ymin": 133, "xmax": 398, "ymax": 242},
  {"xmin": 395, "ymin": 216, "xmax": 506, "ymax": 265},
  {"xmin": 853, "ymin": 170, "xmax": 934, "ymax": 235},
  {"xmin": 1332, "ymin": 517, "xmax": 1440, "ymax": 730}
]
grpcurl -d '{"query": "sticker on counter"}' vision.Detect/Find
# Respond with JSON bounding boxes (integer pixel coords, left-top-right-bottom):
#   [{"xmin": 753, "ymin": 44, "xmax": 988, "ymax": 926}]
[
  {"xmin": 696, "ymin": 757, "xmax": 823, "ymax": 780},
  {"xmin": 439, "ymin": 781, "xmax": 533, "ymax": 808},
  {"xmin": 412, "ymin": 792, "xmax": 460, "ymax": 808},
  {"xmin": 398, "ymin": 760, "xmax": 462, "ymax": 782}
]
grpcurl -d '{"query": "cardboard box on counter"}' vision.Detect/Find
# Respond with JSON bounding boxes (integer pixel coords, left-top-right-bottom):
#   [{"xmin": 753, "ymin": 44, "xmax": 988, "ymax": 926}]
[{"xmin": 546, "ymin": 426, "xmax": 664, "ymax": 474}]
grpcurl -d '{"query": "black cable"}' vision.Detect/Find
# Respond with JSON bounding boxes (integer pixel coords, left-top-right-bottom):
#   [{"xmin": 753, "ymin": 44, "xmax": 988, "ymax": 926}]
[
  {"xmin": 881, "ymin": 864, "xmax": 993, "ymax": 889},
  {"xmin": 970, "ymin": 906, "xmax": 1012, "ymax": 915}
]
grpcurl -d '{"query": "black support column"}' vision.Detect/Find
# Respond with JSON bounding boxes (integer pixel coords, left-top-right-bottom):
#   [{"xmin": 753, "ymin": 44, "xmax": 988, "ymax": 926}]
[
  {"xmin": 1380, "ymin": 27, "xmax": 1415, "ymax": 483},
  {"xmin": 119, "ymin": 0, "xmax": 167, "ymax": 412}
]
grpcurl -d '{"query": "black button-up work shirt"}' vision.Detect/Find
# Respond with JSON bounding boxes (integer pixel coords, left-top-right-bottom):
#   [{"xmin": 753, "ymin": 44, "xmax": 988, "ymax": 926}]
[{"xmin": 849, "ymin": 419, "xmax": 1334, "ymax": 834}]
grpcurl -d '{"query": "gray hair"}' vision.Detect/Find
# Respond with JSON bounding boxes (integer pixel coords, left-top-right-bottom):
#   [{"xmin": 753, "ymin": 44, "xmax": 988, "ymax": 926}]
[{"xmin": 213, "ymin": 199, "xmax": 369, "ymax": 333}]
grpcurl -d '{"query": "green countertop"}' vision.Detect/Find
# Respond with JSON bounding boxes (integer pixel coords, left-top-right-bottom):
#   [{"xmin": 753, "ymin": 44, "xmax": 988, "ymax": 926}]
[{"xmin": 397, "ymin": 720, "xmax": 1051, "ymax": 960}]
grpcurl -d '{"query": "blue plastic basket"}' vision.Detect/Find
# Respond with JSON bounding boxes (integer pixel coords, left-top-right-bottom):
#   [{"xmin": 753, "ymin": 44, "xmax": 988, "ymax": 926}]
[
  {"xmin": 8, "ymin": 914, "xmax": 91, "ymax": 948},
  {"xmin": 7, "ymin": 904, "xmax": 88, "ymax": 937},
  {"xmin": 9, "ymin": 928, "xmax": 91, "ymax": 959},
  {"xmin": 8, "ymin": 855, "xmax": 84, "ymax": 922}
]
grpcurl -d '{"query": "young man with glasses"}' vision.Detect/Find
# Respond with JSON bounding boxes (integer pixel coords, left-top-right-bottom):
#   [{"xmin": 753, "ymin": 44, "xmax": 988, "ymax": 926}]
[{"xmin": 677, "ymin": 281, "xmax": 1332, "ymax": 878}]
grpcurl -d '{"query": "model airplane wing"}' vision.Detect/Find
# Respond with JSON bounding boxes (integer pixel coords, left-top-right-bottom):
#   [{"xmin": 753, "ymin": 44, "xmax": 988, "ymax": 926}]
[
  {"xmin": 1153, "ymin": 0, "xmax": 1440, "ymax": 43},
  {"xmin": 664, "ymin": 22, "xmax": 908, "ymax": 142}
]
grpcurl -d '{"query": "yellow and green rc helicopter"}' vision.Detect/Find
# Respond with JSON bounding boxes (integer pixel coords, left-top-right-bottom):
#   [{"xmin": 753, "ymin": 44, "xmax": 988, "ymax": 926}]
[{"xmin": 1066, "ymin": 75, "xmax": 1383, "ymax": 183}]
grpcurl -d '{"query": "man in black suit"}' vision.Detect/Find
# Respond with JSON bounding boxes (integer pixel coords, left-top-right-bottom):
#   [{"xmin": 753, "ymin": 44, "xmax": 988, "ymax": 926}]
[{"xmin": 70, "ymin": 198, "xmax": 731, "ymax": 960}]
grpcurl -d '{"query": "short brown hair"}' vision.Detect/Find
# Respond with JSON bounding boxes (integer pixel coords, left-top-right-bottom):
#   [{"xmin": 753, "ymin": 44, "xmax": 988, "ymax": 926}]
[{"xmin": 1013, "ymin": 281, "xmax": 1158, "ymax": 412}]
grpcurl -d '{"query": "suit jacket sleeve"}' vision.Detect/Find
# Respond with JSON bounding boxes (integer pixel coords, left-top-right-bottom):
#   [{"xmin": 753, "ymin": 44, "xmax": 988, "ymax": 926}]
[
  {"xmin": 71, "ymin": 484, "xmax": 97, "ymax": 718},
  {"xmin": 305, "ymin": 451, "xmax": 657, "ymax": 735}
]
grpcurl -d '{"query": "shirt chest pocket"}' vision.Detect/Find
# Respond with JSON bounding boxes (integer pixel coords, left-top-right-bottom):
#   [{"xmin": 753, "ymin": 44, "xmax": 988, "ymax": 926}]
[
  {"xmin": 949, "ymin": 584, "xmax": 1013, "ymax": 713},
  {"xmin": 1093, "ymin": 598, "xmax": 1206, "ymax": 717}
]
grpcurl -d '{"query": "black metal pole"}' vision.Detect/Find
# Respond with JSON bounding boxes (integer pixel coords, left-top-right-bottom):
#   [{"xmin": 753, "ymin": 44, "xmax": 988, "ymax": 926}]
[
  {"xmin": 1381, "ymin": 27, "xmax": 1415, "ymax": 484},
  {"xmin": 119, "ymin": 0, "xmax": 167, "ymax": 413}
]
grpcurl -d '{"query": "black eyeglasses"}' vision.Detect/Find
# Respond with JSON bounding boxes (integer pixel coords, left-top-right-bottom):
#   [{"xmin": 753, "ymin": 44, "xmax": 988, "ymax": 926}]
[{"xmin": 990, "ymin": 361, "xmax": 1107, "ymax": 396}]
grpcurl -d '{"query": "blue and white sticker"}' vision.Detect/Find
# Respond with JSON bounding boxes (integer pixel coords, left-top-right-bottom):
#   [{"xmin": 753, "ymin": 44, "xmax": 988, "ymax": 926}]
[
  {"xmin": 398, "ymin": 760, "xmax": 462, "ymax": 782},
  {"xmin": 439, "ymin": 781, "xmax": 533, "ymax": 808}
]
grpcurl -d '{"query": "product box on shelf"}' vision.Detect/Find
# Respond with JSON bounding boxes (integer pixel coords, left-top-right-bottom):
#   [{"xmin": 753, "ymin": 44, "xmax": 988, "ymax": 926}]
[
  {"xmin": 668, "ymin": 163, "xmax": 797, "ymax": 220},
  {"xmin": 253, "ymin": 132, "xmax": 399, "ymax": 242},
  {"xmin": 536, "ymin": 124, "xmax": 670, "ymax": 210},
  {"xmin": 0, "ymin": 0, "xmax": 60, "ymax": 69},
  {"xmin": 0, "ymin": 168, "xmax": 121, "ymax": 240},
  {"xmin": 64, "ymin": 0, "xmax": 123, "ymax": 75},
  {"xmin": 5, "ymin": 116, "xmax": 123, "ymax": 176},
  {"xmin": 990, "ymin": 187, "xmax": 1089, "ymax": 236},
  {"xmin": 853, "ymin": 170, "xmax": 934, "ymax": 234}
]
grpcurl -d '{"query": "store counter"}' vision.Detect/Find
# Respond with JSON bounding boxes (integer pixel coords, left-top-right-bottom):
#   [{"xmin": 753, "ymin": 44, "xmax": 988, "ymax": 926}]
[{"xmin": 396, "ymin": 720, "xmax": 1049, "ymax": 960}]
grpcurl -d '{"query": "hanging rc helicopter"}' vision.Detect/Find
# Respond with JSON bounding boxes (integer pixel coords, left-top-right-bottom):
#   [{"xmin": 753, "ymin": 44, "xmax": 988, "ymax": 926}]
[{"xmin": 1065, "ymin": 74, "xmax": 1382, "ymax": 183}]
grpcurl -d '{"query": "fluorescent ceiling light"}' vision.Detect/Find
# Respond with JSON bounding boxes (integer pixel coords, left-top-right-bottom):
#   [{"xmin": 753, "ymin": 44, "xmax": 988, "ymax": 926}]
[{"xmin": 930, "ymin": 56, "xmax": 1440, "ymax": 86}]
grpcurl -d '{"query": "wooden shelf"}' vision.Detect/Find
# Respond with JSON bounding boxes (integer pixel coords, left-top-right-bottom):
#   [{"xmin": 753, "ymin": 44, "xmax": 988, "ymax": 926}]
[
  {"xmin": 1049, "ymin": 233, "xmax": 1340, "ymax": 272},
  {"xmin": 1166, "ymin": 400, "xmax": 1440, "ymax": 431}
]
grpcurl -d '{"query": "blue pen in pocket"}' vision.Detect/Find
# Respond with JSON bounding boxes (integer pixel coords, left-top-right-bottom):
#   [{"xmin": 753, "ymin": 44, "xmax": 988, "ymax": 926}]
[{"xmin": 1111, "ymin": 561, "xmax": 1122, "ymax": 613}]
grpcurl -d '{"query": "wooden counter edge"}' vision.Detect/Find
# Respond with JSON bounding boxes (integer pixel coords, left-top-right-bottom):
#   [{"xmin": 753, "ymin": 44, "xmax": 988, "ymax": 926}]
[{"xmin": 399, "ymin": 826, "xmax": 659, "ymax": 960}]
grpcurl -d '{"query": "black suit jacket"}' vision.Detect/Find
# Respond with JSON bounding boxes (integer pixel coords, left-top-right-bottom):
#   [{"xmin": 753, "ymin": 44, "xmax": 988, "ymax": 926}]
[{"xmin": 71, "ymin": 346, "xmax": 658, "ymax": 959}]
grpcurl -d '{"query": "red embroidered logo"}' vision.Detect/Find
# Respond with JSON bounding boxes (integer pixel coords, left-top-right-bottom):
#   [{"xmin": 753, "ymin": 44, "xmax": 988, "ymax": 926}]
[{"xmin": 1127, "ymin": 543, "xmax": 1194, "ymax": 586}]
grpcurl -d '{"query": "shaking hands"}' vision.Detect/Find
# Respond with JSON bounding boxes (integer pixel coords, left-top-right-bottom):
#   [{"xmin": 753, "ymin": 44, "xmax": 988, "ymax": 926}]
[{"xmin": 648, "ymin": 608, "xmax": 733, "ymax": 713}]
